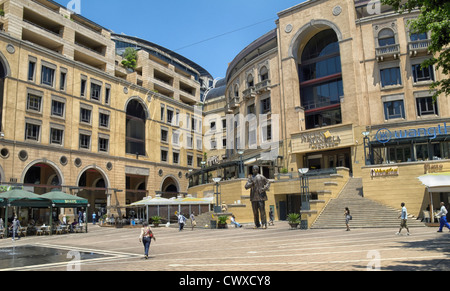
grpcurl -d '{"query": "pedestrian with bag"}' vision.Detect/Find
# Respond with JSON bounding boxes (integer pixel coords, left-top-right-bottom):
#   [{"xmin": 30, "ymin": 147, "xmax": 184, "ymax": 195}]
[
  {"xmin": 436, "ymin": 202, "xmax": 450, "ymax": 233},
  {"xmin": 345, "ymin": 207, "xmax": 352, "ymax": 231},
  {"xmin": 139, "ymin": 222, "xmax": 156, "ymax": 259}
]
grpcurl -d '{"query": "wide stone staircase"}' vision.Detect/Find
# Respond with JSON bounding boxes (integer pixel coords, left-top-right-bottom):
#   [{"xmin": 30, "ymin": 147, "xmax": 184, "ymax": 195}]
[{"xmin": 311, "ymin": 177, "xmax": 426, "ymax": 229}]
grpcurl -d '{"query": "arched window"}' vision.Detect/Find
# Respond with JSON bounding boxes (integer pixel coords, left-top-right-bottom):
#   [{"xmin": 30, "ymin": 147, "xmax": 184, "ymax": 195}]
[
  {"xmin": 126, "ymin": 99, "xmax": 146, "ymax": 156},
  {"xmin": 378, "ymin": 28, "xmax": 396, "ymax": 47},
  {"xmin": 233, "ymin": 84, "xmax": 239, "ymax": 98},
  {"xmin": 260, "ymin": 66, "xmax": 269, "ymax": 81},
  {"xmin": 299, "ymin": 29, "xmax": 343, "ymax": 129},
  {"xmin": 247, "ymin": 74, "xmax": 254, "ymax": 88}
]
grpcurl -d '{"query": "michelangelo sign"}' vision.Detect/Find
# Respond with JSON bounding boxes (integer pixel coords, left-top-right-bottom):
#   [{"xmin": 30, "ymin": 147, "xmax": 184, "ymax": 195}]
[
  {"xmin": 375, "ymin": 123, "xmax": 450, "ymax": 144},
  {"xmin": 300, "ymin": 130, "xmax": 342, "ymax": 150}
]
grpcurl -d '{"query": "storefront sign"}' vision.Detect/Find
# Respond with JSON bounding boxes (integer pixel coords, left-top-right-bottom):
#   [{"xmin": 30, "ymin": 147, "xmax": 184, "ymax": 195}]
[
  {"xmin": 300, "ymin": 130, "xmax": 342, "ymax": 150},
  {"xmin": 375, "ymin": 123, "xmax": 450, "ymax": 144},
  {"xmin": 424, "ymin": 164, "xmax": 444, "ymax": 174},
  {"xmin": 370, "ymin": 167, "xmax": 399, "ymax": 177}
]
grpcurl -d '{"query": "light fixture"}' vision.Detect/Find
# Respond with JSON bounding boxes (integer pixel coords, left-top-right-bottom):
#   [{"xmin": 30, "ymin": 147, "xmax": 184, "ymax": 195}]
[
  {"xmin": 298, "ymin": 168, "xmax": 309, "ymax": 175},
  {"xmin": 212, "ymin": 177, "xmax": 222, "ymax": 183},
  {"xmin": 362, "ymin": 131, "xmax": 370, "ymax": 137},
  {"xmin": 238, "ymin": 150, "xmax": 244, "ymax": 155}
]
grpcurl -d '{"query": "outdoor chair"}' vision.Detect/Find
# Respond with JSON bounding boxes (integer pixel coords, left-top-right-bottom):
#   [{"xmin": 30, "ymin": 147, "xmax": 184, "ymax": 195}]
[
  {"xmin": 19, "ymin": 227, "xmax": 27, "ymax": 237},
  {"xmin": 35, "ymin": 226, "xmax": 43, "ymax": 236},
  {"xmin": 55, "ymin": 225, "xmax": 63, "ymax": 235}
]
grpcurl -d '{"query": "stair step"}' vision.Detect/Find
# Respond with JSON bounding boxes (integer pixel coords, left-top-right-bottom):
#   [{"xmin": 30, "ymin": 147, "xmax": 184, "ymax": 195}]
[{"xmin": 311, "ymin": 177, "xmax": 426, "ymax": 229}]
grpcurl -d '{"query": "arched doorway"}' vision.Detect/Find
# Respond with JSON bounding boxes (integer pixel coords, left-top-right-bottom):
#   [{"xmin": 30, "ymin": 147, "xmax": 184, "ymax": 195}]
[
  {"xmin": 22, "ymin": 161, "xmax": 63, "ymax": 194},
  {"xmin": 160, "ymin": 176, "xmax": 179, "ymax": 199},
  {"xmin": 77, "ymin": 167, "xmax": 109, "ymax": 222}
]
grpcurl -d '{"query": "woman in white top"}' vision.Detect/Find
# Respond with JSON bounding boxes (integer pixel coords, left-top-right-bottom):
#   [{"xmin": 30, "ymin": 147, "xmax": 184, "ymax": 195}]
[{"xmin": 139, "ymin": 222, "xmax": 156, "ymax": 259}]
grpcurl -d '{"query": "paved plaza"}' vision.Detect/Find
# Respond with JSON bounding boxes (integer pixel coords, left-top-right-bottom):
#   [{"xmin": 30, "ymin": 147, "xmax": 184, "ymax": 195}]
[{"xmin": 0, "ymin": 223, "xmax": 449, "ymax": 272}]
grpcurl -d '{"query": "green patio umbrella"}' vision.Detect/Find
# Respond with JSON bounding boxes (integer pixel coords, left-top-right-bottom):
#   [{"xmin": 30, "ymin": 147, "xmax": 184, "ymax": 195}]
[
  {"xmin": 42, "ymin": 190, "xmax": 89, "ymax": 233},
  {"xmin": 41, "ymin": 190, "xmax": 88, "ymax": 208},
  {"xmin": 0, "ymin": 189, "xmax": 51, "ymax": 237}
]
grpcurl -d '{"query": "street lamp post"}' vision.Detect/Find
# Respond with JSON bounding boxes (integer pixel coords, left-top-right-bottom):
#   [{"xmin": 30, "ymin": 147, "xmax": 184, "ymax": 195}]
[
  {"xmin": 298, "ymin": 168, "xmax": 310, "ymax": 230},
  {"xmin": 362, "ymin": 131, "xmax": 371, "ymax": 166},
  {"xmin": 298, "ymin": 168, "xmax": 310, "ymax": 211},
  {"xmin": 238, "ymin": 151, "xmax": 244, "ymax": 178},
  {"xmin": 212, "ymin": 177, "xmax": 222, "ymax": 213}
]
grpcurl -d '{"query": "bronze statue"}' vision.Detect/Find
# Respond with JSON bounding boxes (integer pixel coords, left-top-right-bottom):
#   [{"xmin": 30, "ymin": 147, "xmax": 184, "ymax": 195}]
[{"xmin": 245, "ymin": 165, "xmax": 270, "ymax": 229}]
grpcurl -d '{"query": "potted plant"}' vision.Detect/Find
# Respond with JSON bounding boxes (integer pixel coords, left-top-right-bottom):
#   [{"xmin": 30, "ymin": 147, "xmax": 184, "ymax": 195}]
[
  {"xmin": 151, "ymin": 216, "xmax": 162, "ymax": 227},
  {"xmin": 287, "ymin": 213, "xmax": 301, "ymax": 229},
  {"xmin": 217, "ymin": 215, "xmax": 228, "ymax": 229}
]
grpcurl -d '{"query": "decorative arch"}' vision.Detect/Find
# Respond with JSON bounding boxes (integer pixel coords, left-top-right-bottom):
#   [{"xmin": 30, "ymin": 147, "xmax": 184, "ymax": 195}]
[
  {"xmin": 0, "ymin": 50, "xmax": 12, "ymax": 78},
  {"xmin": 20, "ymin": 159, "xmax": 65, "ymax": 186},
  {"xmin": 76, "ymin": 165, "xmax": 110, "ymax": 189},
  {"xmin": 288, "ymin": 19, "xmax": 343, "ymax": 61},
  {"xmin": 160, "ymin": 174, "xmax": 180, "ymax": 193},
  {"xmin": 124, "ymin": 96, "xmax": 150, "ymax": 120}
]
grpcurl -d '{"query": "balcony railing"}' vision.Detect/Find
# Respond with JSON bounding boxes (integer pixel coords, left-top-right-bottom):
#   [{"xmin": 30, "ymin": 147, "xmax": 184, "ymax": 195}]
[
  {"xmin": 376, "ymin": 44, "xmax": 400, "ymax": 62},
  {"xmin": 242, "ymin": 87, "xmax": 256, "ymax": 100},
  {"xmin": 408, "ymin": 39, "xmax": 431, "ymax": 57},
  {"xmin": 229, "ymin": 97, "xmax": 239, "ymax": 109},
  {"xmin": 23, "ymin": 19, "xmax": 62, "ymax": 38},
  {"xmin": 255, "ymin": 79, "xmax": 271, "ymax": 93}
]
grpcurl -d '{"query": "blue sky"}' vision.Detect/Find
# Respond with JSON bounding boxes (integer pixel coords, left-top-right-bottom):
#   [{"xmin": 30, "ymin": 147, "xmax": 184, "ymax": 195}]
[{"xmin": 54, "ymin": 0, "xmax": 304, "ymax": 79}]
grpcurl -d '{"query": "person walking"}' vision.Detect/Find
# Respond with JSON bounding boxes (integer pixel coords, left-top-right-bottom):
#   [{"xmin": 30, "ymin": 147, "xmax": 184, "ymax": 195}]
[
  {"xmin": 397, "ymin": 202, "xmax": 410, "ymax": 235},
  {"xmin": 190, "ymin": 212, "xmax": 196, "ymax": 231},
  {"xmin": 139, "ymin": 222, "xmax": 156, "ymax": 259},
  {"xmin": 177, "ymin": 213, "xmax": 187, "ymax": 231},
  {"xmin": 268, "ymin": 209, "xmax": 275, "ymax": 226},
  {"xmin": 230, "ymin": 215, "xmax": 242, "ymax": 228},
  {"xmin": 345, "ymin": 207, "xmax": 351, "ymax": 231},
  {"xmin": 11, "ymin": 216, "xmax": 21, "ymax": 241},
  {"xmin": 436, "ymin": 202, "xmax": 450, "ymax": 233}
]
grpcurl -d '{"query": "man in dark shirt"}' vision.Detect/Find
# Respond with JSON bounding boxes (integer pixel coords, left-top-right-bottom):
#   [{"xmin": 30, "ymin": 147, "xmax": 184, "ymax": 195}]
[{"xmin": 245, "ymin": 166, "xmax": 270, "ymax": 229}]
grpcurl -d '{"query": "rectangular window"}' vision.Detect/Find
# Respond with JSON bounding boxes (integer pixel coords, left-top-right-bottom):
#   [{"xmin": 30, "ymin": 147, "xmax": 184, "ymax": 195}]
[
  {"xmin": 167, "ymin": 109, "xmax": 174, "ymax": 124},
  {"xmin": 380, "ymin": 67, "xmax": 402, "ymax": 87},
  {"xmin": 25, "ymin": 123, "xmax": 40, "ymax": 141},
  {"xmin": 99, "ymin": 137, "xmax": 109, "ymax": 152},
  {"xmin": 261, "ymin": 98, "xmax": 271, "ymax": 114},
  {"xmin": 51, "ymin": 100, "xmax": 65, "ymax": 117},
  {"xmin": 60, "ymin": 71, "xmax": 67, "ymax": 91},
  {"xmin": 50, "ymin": 128, "xmax": 64, "ymax": 145},
  {"xmin": 173, "ymin": 152, "xmax": 179, "ymax": 164},
  {"xmin": 187, "ymin": 155, "xmax": 193, "ymax": 166},
  {"xmin": 197, "ymin": 156, "xmax": 203, "ymax": 167},
  {"xmin": 384, "ymin": 100, "xmax": 405, "ymax": 120},
  {"xmin": 161, "ymin": 128, "xmax": 168, "ymax": 143},
  {"xmin": 80, "ymin": 108, "xmax": 92, "ymax": 124},
  {"xmin": 160, "ymin": 105, "xmax": 165, "ymax": 122},
  {"xmin": 80, "ymin": 78, "xmax": 87, "ymax": 97},
  {"xmin": 262, "ymin": 124, "xmax": 272, "ymax": 141},
  {"xmin": 416, "ymin": 97, "xmax": 438, "ymax": 116},
  {"xmin": 41, "ymin": 66, "xmax": 55, "ymax": 87},
  {"xmin": 28, "ymin": 61, "xmax": 36, "ymax": 82},
  {"xmin": 161, "ymin": 149, "xmax": 168, "ymax": 162},
  {"xmin": 27, "ymin": 94, "xmax": 42, "ymax": 112},
  {"xmin": 79, "ymin": 134, "xmax": 91, "ymax": 149},
  {"xmin": 104, "ymin": 86, "xmax": 111, "ymax": 105},
  {"xmin": 90, "ymin": 82, "xmax": 102, "ymax": 101},
  {"xmin": 412, "ymin": 64, "xmax": 435, "ymax": 83},
  {"xmin": 99, "ymin": 113, "xmax": 110, "ymax": 128}
]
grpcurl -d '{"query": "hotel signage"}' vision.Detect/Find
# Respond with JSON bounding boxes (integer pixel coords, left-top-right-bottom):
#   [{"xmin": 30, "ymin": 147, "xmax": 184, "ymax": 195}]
[
  {"xmin": 375, "ymin": 123, "xmax": 450, "ymax": 144},
  {"xmin": 300, "ymin": 130, "xmax": 342, "ymax": 150},
  {"xmin": 370, "ymin": 167, "xmax": 399, "ymax": 178}
]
